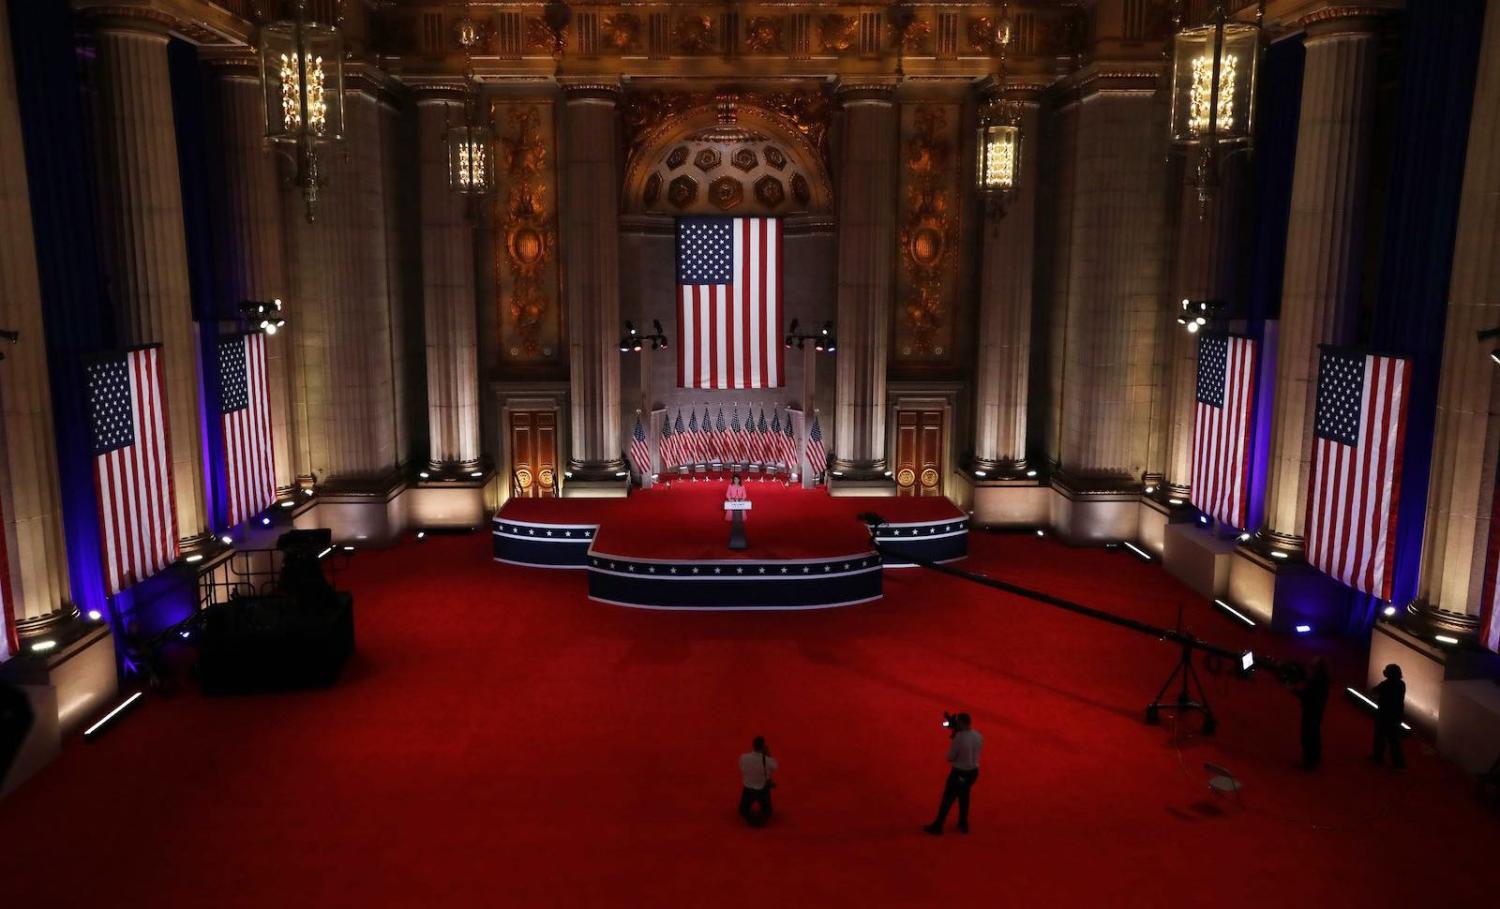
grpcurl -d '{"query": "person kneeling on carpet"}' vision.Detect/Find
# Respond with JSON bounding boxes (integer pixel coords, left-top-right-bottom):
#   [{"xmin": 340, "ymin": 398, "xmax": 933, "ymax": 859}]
[
  {"xmin": 925, "ymin": 712, "xmax": 982, "ymax": 835},
  {"xmin": 738, "ymin": 736, "xmax": 778, "ymax": 826}
]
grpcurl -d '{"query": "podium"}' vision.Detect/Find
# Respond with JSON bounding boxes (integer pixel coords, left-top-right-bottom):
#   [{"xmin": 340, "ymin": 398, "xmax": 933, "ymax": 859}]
[{"xmin": 725, "ymin": 501, "xmax": 752, "ymax": 550}]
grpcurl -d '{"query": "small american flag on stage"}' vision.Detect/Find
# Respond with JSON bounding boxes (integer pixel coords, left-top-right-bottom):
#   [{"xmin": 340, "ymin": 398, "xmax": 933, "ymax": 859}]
[
  {"xmin": 778, "ymin": 409, "xmax": 796, "ymax": 470},
  {"xmin": 1305, "ymin": 347, "xmax": 1411, "ymax": 601},
  {"xmin": 756, "ymin": 409, "xmax": 771, "ymax": 465},
  {"xmin": 219, "ymin": 333, "xmax": 276, "ymax": 527},
  {"xmin": 1190, "ymin": 334, "xmax": 1257, "ymax": 529},
  {"xmin": 629, "ymin": 414, "xmax": 652, "ymax": 477},
  {"xmin": 677, "ymin": 217, "xmax": 784, "ymax": 390},
  {"xmin": 688, "ymin": 408, "xmax": 703, "ymax": 465},
  {"xmin": 714, "ymin": 407, "xmax": 728, "ymax": 463},
  {"xmin": 730, "ymin": 406, "xmax": 745, "ymax": 463},
  {"xmin": 88, "ymin": 346, "xmax": 179, "ymax": 596},
  {"xmin": 806, "ymin": 413, "xmax": 827, "ymax": 477}
]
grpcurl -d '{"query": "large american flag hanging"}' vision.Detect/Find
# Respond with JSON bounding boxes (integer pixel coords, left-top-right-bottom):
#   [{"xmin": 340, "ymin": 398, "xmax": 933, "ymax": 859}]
[
  {"xmin": 676, "ymin": 217, "xmax": 784, "ymax": 390},
  {"xmin": 88, "ymin": 346, "xmax": 179, "ymax": 597},
  {"xmin": 219, "ymin": 333, "xmax": 276, "ymax": 527},
  {"xmin": 1190, "ymin": 334, "xmax": 1257, "ymax": 529},
  {"xmin": 1305, "ymin": 347, "xmax": 1411, "ymax": 601}
]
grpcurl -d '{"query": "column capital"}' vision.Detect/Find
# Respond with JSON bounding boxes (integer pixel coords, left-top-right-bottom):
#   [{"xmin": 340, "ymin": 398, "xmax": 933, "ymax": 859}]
[
  {"xmin": 559, "ymin": 78, "xmax": 622, "ymax": 104},
  {"xmin": 975, "ymin": 76, "xmax": 1047, "ymax": 107},
  {"xmin": 835, "ymin": 80, "xmax": 897, "ymax": 105},
  {"xmin": 80, "ymin": 6, "xmax": 175, "ymax": 39},
  {"xmin": 409, "ymin": 79, "xmax": 470, "ymax": 105},
  {"xmin": 1299, "ymin": 5, "xmax": 1391, "ymax": 37},
  {"xmin": 198, "ymin": 48, "xmax": 258, "ymax": 81}
]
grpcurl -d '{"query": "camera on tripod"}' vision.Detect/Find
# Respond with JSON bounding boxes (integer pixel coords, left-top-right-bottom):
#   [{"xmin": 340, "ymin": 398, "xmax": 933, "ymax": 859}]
[{"xmin": 942, "ymin": 711, "xmax": 966, "ymax": 737}]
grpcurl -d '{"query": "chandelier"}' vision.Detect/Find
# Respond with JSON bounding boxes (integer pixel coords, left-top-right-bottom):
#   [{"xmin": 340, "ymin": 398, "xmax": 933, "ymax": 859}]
[
  {"xmin": 974, "ymin": 4, "xmax": 1020, "ymax": 219},
  {"xmin": 446, "ymin": 10, "xmax": 494, "ymax": 199},
  {"xmin": 1169, "ymin": 1, "xmax": 1263, "ymax": 210},
  {"xmin": 258, "ymin": 0, "xmax": 345, "ymax": 222}
]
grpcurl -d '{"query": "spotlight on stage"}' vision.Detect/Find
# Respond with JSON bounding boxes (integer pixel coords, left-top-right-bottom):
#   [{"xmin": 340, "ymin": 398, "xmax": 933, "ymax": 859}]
[
  {"xmin": 82, "ymin": 691, "xmax": 144, "ymax": 741},
  {"xmin": 238, "ymin": 299, "xmax": 286, "ymax": 335},
  {"xmin": 1177, "ymin": 298, "xmax": 1227, "ymax": 334}
]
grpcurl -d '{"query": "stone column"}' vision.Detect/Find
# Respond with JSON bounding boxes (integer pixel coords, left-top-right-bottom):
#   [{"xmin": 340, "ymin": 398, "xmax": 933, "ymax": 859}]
[
  {"xmin": 832, "ymin": 82, "xmax": 898, "ymax": 478},
  {"xmin": 88, "ymin": 16, "xmax": 210, "ymax": 547},
  {"xmin": 415, "ymin": 89, "xmax": 480, "ymax": 470},
  {"xmin": 1056, "ymin": 79, "xmax": 1173, "ymax": 482},
  {"xmin": 214, "ymin": 60, "xmax": 296, "ymax": 496},
  {"xmin": 1260, "ymin": 8, "xmax": 1382, "ymax": 551},
  {"xmin": 559, "ymin": 81, "xmax": 624, "ymax": 478},
  {"xmin": 1163, "ymin": 162, "xmax": 1242, "ymax": 496},
  {"xmin": 0, "ymin": 0, "xmax": 72, "ymax": 635},
  {"xmin": 1414, "ymin": 0, "xmax": 1500, "ymax": 636},
  {"xmin": 972, "ymin": 93, "xmax": 1040, "ymax": 472}
]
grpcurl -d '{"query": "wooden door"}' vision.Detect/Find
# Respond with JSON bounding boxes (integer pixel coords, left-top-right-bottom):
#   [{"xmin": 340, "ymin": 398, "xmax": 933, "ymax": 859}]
[
  {"xmin": 894, "ymin": 408, "xmax": 945, "ymax": 498},
  {"xmin": 509, "ymin": 410, "xmax": 559, "ymax": 498}
]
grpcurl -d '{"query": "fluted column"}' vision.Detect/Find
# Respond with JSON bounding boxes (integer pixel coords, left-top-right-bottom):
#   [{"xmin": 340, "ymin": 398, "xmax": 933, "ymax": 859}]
[
  {"xmin": 560, "ymin": 80, "xmax": 623, "ymax": 477},
  {"xmin": 89, "ymin": 17, "xmax": 210, "ymax": 547},
  {"xmin": 416, "ymin": 90, "xmax": 480, "ymax": 470},
  {"xmin": 1057, "ymin": 81, "xmax": 1173, "ymax": 481},
  {"xmin": 1163, "ymin": 162, "xmax": 1242, "ymax": 495},
  {"xmin": 972, "ymin": 94, "xmax": 1040, "ymax": 470},
  {"xmin": 284, "ymin": 88, "xmax": 399, "ymax": 484},
  {"xmin": 1415, "ymin": 0, "xmax": 1500, "ymax": 635},
  {"xmin": 0, "ymin": 0, "xmax": 72, "ymax": 635},
  {"xmin": 1261, "ymin": 9, "xmax": 1382, "ymax": 550},
  {"xmin": 833, "ymin": 82, "xmax": 897, "ymax": 477},
  {"xmin": 215, "ymin": 62, "xmax": 295, "ymax": 496}
]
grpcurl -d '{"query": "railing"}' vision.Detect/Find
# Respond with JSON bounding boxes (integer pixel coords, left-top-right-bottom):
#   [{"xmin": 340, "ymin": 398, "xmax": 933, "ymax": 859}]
[{"xmin": 196, "ymin": 546, "xmax": 353, "ymax": 612}]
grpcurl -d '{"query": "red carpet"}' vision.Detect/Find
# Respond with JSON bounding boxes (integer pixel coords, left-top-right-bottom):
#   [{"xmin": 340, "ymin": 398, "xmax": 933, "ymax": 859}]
[{"xmin": 3, "ymin": 530, "xmax": 1498, "ymax": 907}]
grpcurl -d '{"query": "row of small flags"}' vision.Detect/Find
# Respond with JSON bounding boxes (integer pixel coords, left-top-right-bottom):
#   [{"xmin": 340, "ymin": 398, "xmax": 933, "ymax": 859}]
[{"xmin": 628, "ymin": 406, "xmax": 828, "ymax": 478}]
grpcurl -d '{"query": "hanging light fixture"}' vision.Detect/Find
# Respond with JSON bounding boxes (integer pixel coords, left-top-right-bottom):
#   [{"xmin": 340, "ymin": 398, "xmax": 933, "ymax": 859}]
[
  {"xmin": 975, "ymin": 3, "xmax": 1020, "ymax": 219},
  {"xmin": 1169, "ymin": 1, "xmax": 1264, "ymax": 210},
  {"xmin": 447, "ymin": 7, "xmax": 494, "ymax": 200},
  {"xmin": 258, "ymin": 0, "xmax": 345, "ymax": 223}
]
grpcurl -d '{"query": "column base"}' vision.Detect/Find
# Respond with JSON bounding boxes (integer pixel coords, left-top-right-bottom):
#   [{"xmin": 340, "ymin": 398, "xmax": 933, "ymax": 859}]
[
  {"xmin": 829, "ymin": 458, "xmax": 889, "ymax": 483},
  {"xmin": 1162, "ymin": 522, "xmax": 1237, "ymax": 600},
  {"xmin": 1368, "ymin": 622, "xmax": 1500, "ymax": 735},
  {"xmin": 1047, "ymin": 474, "xmax": 1142, "ymax": 545},
  {"xmin": 562, "ymin": 460, "xmax": 628, "ymax": 498},
  {"xmin": 294, "ymin": 474, "xmax": 411, "ymax": 545},
  {"xmin": 1225, "ymin": 545, "xmax": 1352, "ymax": 632},
  {"xmin": 1, "ymin": 619, "xmax": 117, "ymax": 739},
  {"xmin": 964, "ymin": 472, "xmax": 1049, "ymax": 527},
  {"xmin": 1136, "ymin": 495, "xmax": 1196, "ymax": 558},
  {"xmin": 828, "ymin": 475, "xmax": 897, "ymax": 497},
  {"xmin": 408, "ymin": 470, "xmax": 489, "ymax": 530}
]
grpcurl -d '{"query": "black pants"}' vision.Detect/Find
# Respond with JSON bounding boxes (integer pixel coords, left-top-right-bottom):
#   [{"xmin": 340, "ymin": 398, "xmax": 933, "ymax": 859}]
[
  {"xmin": 1300, "ymin": 710, "xmax": 1324, "ymax": 768},
  {"xmin": 1373, "ymin": 718, "xmax": 1405, "ymax": 768},
  {"xmin": 739, "ymin": 786, "xmax": 772, "ymax": 826},
  {"xmin": 933, "ymin": 768, "xmax": 979, "ymax": 828}
]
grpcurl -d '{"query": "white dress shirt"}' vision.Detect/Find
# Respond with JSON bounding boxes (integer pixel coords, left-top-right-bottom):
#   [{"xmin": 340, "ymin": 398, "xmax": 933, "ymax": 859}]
[
  {"xmin": 947, "ymin": 729, "xmax": 983, "ymax": 771},
  {"xmin": 739, "ymin": 751, "xmax": 779, "ymax": 789}
]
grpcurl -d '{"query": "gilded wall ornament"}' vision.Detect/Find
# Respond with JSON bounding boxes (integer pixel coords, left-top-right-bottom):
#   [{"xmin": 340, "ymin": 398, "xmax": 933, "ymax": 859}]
[
  {"xmin": 668, "ymin": 174, "xmax": 699, "ymax": 208},
  {"xmin": 709, "ymin": 176, "xmax": 744, "ymax": 210},
  {"xmin": 675, "ymin": 15, "xmax": 714, "ymax": 55},
  {"xmin": 525, "ymin": 16, "xmax": 567, "ymax": 57},
  {"xmin": 744, "ymin": 16, "xmax": 784, "ymax": 54},
  {"xmin": 496, "ymin": 105, "xmax": 560, "ymax": 364},
  {"xmin": 754, "ymin": 175, "xmax": 785, "ymax": 209},
  {"xmin": 819, "ymin": 15, "xmax": 857, "ymax": 53},
  {"xmin": 730, "ymin": 148, "xmax": 758, "ymax": 172},
  {"xmin": 601, "ymin": 13, "xmax": 642, "ymax": 52},
  {"xmin": 901, "ymin": 19, "xmax": 932, "ymax": 54},
  {"xmin": 897, "ymin": 105, "xmax": 960, "ymax": 360},
  {"xmin": 967, "ymin": 16, "xmax": 1002, "ymax": 54}
]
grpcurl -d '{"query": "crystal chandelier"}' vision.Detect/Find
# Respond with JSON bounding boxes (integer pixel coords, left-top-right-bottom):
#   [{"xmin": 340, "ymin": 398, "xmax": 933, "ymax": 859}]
[
  {"xmin": 259, "ymin": 0, "xmax": 345, "ymax": 222},
  {"xmin": 975, "ymin": 3, "xmax": 1021, "ymax": 219},
  {"xmin": 1169, "ymin": 1, "xmax": 1263, "ymax": 210}
]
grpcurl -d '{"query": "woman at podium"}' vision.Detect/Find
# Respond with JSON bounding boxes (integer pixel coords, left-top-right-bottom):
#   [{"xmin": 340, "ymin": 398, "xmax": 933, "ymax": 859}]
[{"xmin": 725, "ymin": 473, "xmax": 748, "ymax": 521}]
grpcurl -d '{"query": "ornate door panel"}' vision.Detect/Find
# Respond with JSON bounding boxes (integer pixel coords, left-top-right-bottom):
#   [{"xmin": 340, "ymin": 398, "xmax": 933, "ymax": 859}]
[
  {"xmin": 894, "ymin": 409, "xmax": 945, "ymax": 497},
  {"xmin": 509, "ymin": 410, "xmax": 558, "ymax": 498}
]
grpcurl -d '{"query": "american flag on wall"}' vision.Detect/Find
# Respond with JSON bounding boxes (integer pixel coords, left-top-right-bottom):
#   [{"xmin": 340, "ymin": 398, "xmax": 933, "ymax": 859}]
[
  {"xmin": 219, "ymin": 333, "xmax": 276, "ymax": 527},
  {"xmin": 1478, "ymin": 462, "xmax": 1500, "ymax": 653},
  {"xmin": 629, "ymin": 414, "xmax": 652, "ymax": 478},
  {"xmin": 1305, "ymin": 347, "xmax": 1412, "ymax": 601},
  {"xmin": 88, "ymin": 346, "xmax": 179, "ymax": 597},
  {"xmin": 676, "ymin": 217, "xmax": 784, "ymax": 390},
  {"xmin": 806, "ymin": 413, "xmax": 827, "ymax": 478},
  {"xmin": 1190, "ymin": 334, "xmax": 1257, "ymax": 529},
  {"xmin": 0, "ymin": 492, "xmax": 14, "ymax": 661}
]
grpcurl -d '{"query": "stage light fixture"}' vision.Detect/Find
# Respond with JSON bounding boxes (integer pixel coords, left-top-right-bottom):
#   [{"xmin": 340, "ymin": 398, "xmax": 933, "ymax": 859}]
[
  {"xmin": 419, "ymin": 471, "xmax": 430, "ymax": 479},
  {"xmin": 1294, "ymin": 624, "xmax": 1311, "ymax": 634},
  {"xmin": 1025, "ymin": 469, "xmax": 1037, "ymax": 478},
  {"xmin": 220, "ymin": 535, "xmax": 233, "ymax": 545},
  {"xmin": 185, "ymin": 553, "xmax": 204, "ymax": 564},
  {"xmin": 416, "ymin": 531, "xmax": 427, "ymax": 540},
  {"xmin": 83, "ymin": 691, "xmax": 144, "ymax": 740},
  {"xmin": 1491, "ymin": 350, "xmax": 1500, "ymax": 365},
  {"xmin": 342, "ymin": 545, "xmax": 355, "ymax": 552},
  {"xmin": 786, "ymin": 317, "xmax": 835, "ymax": 353},
  {"xmin": 1270, "ymin": 550, "xmax": 1288, "ymax": 559},
  {"xmin": 1237, "ymin": 532, "xmax": 1250, "ymax": 542},
  {"xmin": 1434, "ymin": 634, "xmax": 1460, "ymax": 645},
  {"xmin": 317, "ymin": 546, "xmax": 333, "ymax": 559},
  {"xmin": 280, "ymin": 500, "xmax": 295, "ymax": 508},
  {"xmin": 87, "ymin": 609, "xmax": 103, "ymax": 622},
  {"xmin": 1345, "ymin": 687, "xmax": 1413, "ymax": 732},
  {"xmin": 31, "ymin": 639, "xmax": 56, "ymax": 653},
  {"xmin": 974, "ymin": 469, "xmax": 988, "ymax": 477},
  {"xmin": 1382, "ymin": 605, "xmax": 1397, "ymax": 618},
  {"xmin": 1212, "ymin": 599, "xmax": 1256, "ymax": 627},
  {"xmin": 261, "ymin": 517, "xmax": 272, "ymax": 526},
  {"xmin": 1034, "ymin": 529, "xmax": 1045, "ymax": 537}
]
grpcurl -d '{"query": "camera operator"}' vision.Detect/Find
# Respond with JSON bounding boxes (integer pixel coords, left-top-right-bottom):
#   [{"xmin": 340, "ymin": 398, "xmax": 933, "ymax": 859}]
[
  {"xmin": 737, "ymin": 736, "xmax": 778, "ymax": 827},
  {"xmin": 1287, "ymin": 657, "xmax": 1331, "ymax": 770},
  {"xmin": 924, "ymin": 712, "xmax": 982, "ymax": 836}
]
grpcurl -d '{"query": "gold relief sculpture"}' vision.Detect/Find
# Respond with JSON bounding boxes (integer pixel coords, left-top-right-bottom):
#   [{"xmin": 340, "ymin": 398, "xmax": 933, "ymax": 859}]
[
  {"xmin": 601, "ymin": 13, "xmax": 642, "ymax": 52},
  {"xmin": 496, "ymin": 105, "xmax": 559, "ymax": 364},
  {"xmin": 675, "ymin": 15, "xmax": 714, "ymax": 54},
  {"xmin": 744, "ymin": 16, "xmax": 784, "ymax": 54},
  {"xmin": 526, "ymin": 16, "xmax": 567, "ymax": 57},
  {"xmin": 622, "ymin": 89, "xmax": 831, "ymax": 174},
  {"xmin": 967, "ymin": 16, "xmax": 1001, "ymax": 54},
  {"xmin": 897, "ymin": 105, "xmax": 960, "ymax": 361},
  {"xmin": 818, "ymin": 15, "xmax": 857, "ymax": 53},
  {"xmin": 901, "ymin": 18, "xmax": 932, "ymax": 54}
]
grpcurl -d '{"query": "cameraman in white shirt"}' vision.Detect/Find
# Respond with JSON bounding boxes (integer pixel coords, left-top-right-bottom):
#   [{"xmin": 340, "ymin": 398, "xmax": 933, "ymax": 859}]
[
  {"xmin": 737, "ymin": 736, "xmax": 779, "ymax": 827},
  {"xmin": 924, "ymin": 713, "xmax": 982, "ymax": 835}
]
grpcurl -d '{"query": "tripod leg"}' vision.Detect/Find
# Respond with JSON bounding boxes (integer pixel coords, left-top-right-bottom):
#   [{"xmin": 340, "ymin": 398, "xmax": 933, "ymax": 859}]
[
  {"xmin": 1184, "ymin": 651, "xmax": 1217, "ymax": 735},
  {"xmin": 1145, "ymin": 661, "xmax": 1184, "ymax": 725}
]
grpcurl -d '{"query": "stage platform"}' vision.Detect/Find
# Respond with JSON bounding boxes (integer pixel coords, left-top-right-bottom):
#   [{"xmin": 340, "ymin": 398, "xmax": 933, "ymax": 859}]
[{"xmin": 492, "ymin": 481, "xmax": 967, "ymax": 610}]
